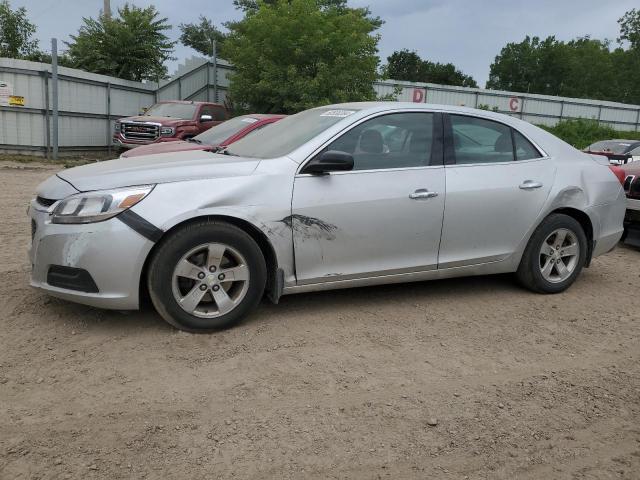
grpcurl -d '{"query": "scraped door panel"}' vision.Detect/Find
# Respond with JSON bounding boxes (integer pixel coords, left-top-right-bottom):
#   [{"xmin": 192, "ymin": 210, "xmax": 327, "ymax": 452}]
[{"xmin": 291, "ymin": 167, "xmax": 445, "ymax": 284}]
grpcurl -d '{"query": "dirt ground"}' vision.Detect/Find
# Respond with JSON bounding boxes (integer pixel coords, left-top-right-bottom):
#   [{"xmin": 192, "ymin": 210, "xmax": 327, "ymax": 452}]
[{"xmin": 1, "ymin": 161, "xmax": 639, "ymax": 480}]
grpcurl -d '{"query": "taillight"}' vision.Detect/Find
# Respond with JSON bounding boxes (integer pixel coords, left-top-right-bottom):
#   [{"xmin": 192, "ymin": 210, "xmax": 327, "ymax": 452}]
[{"xmin": 608, "ymin": 166, "xmax": 625, "ymax": 186}]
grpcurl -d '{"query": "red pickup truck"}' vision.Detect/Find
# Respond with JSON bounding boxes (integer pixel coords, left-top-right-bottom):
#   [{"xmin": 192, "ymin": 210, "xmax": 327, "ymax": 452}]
[{"xmin": 113, "ymin": 101, "xmax": 228, "ymax": 150}]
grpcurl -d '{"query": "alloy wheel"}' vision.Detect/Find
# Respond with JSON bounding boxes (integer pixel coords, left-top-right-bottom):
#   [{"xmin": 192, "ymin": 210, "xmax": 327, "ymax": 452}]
[
  {"xmin": 171, "ymin": 243, "xmax": 250, "ymax": 318},
  {"xmin": 538, "ymin": 228, "xmax": 580, "ymax": 284}
]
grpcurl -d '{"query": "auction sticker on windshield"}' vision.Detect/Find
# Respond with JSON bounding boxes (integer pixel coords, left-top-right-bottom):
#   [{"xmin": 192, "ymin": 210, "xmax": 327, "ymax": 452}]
[{"xmin": 320, "ymin": 110, "xmax": 356, "ymax": 118}]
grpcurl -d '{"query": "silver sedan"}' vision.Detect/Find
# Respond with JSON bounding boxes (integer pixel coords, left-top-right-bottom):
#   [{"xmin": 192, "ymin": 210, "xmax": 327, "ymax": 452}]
[{"xmin": 29, "ymin": 102, "xmax": 626, "ymax": 331}]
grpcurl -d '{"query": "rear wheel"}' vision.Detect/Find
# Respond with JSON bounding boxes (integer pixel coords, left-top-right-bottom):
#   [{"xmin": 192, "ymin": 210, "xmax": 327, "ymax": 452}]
[
  {"xmin": 147, "ymin": 221, "xmax": 266, "ymax": 332},
  {"xmin": 517, "ymin": 214, "xmax": 587, "ymax": 293}
]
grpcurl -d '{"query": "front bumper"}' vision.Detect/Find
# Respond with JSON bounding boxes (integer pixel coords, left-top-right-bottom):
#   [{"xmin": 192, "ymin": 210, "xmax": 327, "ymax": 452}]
[{"xmin": 28, "ymin": 201, "xmax": 155, "ymax": 310}]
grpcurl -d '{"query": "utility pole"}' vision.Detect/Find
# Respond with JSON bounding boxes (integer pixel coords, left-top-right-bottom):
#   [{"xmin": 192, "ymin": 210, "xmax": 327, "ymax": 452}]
[
  {"xmin": 212, "ymin": 40, "xmax": 218, "ymax": 103},
  {"xmin": 103, "ymin": 0, "xmax": 111, "ymax": 19},
  {"xmin": 51, "ymin": 38, "xmax": 59, "ymax": 160}
]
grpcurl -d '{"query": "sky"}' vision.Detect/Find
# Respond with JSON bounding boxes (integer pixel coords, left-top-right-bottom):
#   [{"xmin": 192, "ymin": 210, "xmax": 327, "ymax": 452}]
[{"xmin": 13, "ymin": 0, "xmax": 639, "ymax": 86}]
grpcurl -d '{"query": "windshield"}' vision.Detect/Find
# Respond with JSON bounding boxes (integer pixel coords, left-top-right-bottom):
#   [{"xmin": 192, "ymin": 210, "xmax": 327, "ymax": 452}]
[
  {"xmin": 588, "ymin": 141, "xmax": 634, "ymax": 154},
  {"xmin": 195, "ymin": 115, "xmax": 260, "ymax": 146},
  {"xmin": 144, "ymin": 103, "xmax": 197, "ymax": 120},
  {"xmin": 226, "ymin": 107, "xmax": 359, "ymax": 158}
]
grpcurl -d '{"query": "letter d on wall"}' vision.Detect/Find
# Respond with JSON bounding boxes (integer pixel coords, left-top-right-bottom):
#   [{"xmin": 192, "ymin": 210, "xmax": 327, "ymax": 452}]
[{"xmin": 412, "ymin": 88, "xmax": 426, "ymax": 103}]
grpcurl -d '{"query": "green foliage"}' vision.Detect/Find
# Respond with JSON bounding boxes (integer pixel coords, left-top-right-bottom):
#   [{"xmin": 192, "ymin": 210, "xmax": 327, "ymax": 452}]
[
  {"xmin": 487, "ymin": 9, "xmax": 640, "ymax": 104},
  {"xmin": 538, "ymin": 118, "xmax": 640, "ymax": 150},
  {"xmin": 25, "ymin": 50, "xmax": 75, "ymax": 67},
  {"xmin": 618, "ymin": 8, "xmax": 640, "ymax": 49},
  {"xmin": 223, "ymin": 0, "xmax": 381, "ymax": 113},
  {"xmin": 179, "ymin": 16, "xmax": 228, "ymax": 58},
  {"xmin": 0, "ymin": 0, "xmax": 39, "ymax": 58},
  {"xmin": 477, "ymin": 104, "xmax": 498, "ymax": 112},
  {"xmin": 382, "ymin": 49, "xmax": 477, "ymax": 87},
  {"xmin": 376, "ymin": 85, "xmax": 403, "ymax": 102},
  {"xmin": 231, "ymin": 0, "xmax": 383, "ymax": 28},
  {"xmin": 66, "ymin": 4, "xmax": 175, "ymax": 81}
]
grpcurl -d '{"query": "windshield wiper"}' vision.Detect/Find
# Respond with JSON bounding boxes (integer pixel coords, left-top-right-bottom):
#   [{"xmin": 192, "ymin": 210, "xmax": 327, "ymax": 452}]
[{"xmin": 186, "ymin": 137, "xmax": 202, "ymax": 144}]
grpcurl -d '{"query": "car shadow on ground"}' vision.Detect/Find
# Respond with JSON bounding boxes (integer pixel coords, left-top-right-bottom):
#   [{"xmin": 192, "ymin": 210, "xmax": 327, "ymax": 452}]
[{"xmin": 37, "ymin": 272, "xmax": 524, "ymax": 333}]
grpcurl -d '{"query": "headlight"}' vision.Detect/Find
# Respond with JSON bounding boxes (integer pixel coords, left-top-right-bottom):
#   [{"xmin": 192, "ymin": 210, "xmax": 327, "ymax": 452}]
[
  {"xmin": 51, "ymin": 185, "xmax": 154, "ymax": 224},
  {"xmin": 114, "ymin": 121, "xmax": 121, "ymax": 132},
  {"xmin": 160, "ymin": 126, "xmax": 174, "ymax": 136}
]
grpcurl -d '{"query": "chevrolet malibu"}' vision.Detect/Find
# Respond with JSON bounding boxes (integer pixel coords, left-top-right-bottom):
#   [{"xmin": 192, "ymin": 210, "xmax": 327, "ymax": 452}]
[{"xmin": 29, "ymin": 102, "xmax": 626, "ymax": 332}]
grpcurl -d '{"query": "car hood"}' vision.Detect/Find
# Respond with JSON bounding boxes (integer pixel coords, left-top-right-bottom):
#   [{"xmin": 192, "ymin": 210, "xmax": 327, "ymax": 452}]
[
  {"xmin": 57, "ymin": 150, "xmax": 260, "ymax": 192},
  {"xmin": 121, "ymin": 115, "xmax": 191, "ymax": 126},
  {"xmin": 122, "ymin": 140, "xmax": 214, "ymax": 158}
]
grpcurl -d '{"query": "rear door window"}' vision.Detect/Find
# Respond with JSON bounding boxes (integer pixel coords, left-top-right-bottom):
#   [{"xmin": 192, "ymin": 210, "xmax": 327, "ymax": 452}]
[
  {"xmin": 450, "ymin": 115, "xmax": 514, "ymax": 164},
  {"xmin": 513, "ymin": 130, "xmax": 542, "ymax": 160}
]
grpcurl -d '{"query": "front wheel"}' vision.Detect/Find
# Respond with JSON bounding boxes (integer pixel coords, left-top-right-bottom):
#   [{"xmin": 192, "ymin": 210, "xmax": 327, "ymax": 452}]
[
  {"xmin": 147, "ymin": 221, "xmax": 267, "ymax": 332},
  {"xmin": 517, "ymin": 214, "xmax": 587, "ymax": 294}
]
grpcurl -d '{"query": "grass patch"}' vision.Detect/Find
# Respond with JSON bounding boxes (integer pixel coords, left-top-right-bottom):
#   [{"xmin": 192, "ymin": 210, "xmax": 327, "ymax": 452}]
[{"xmin": 538, "ymin": 119, "xmax": 640, "ymax": 150}]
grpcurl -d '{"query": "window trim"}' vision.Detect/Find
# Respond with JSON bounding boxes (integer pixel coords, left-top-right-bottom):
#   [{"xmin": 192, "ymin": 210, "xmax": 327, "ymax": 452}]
[
  {"xmin": 296, "ymin": 110, "xmax": 444, "ymax": 176},
  {"xmin": 444, "ymin": 113, "xmax": 547, "ymax": 166}
]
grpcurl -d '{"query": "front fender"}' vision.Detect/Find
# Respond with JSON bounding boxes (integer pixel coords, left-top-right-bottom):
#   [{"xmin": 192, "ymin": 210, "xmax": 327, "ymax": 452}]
[{"xmin": 129, "ymin": 169, "xmax": 296, "ymax": 285}]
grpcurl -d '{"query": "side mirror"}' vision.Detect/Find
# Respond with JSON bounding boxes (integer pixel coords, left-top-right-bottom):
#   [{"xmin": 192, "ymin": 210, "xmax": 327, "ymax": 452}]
[
  {"xmin": 200, "ymin": 114, "xmax": 213, "ymax": 122},
  {"xmin": 301, "ymin": 150, "xmax": 354, "ymax": 175}
]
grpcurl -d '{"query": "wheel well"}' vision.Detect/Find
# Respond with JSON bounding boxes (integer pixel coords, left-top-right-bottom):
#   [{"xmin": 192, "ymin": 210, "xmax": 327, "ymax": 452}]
[
  {"xmin": 550, "ymin": 207, "xmax": 594, "ymax": 266},
  {"xmin": 138, "ymin": 215, "xmax": 278, "ymax": 306}
]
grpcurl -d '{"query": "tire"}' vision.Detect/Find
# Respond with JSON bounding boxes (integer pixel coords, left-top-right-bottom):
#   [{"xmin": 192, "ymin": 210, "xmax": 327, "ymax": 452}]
[
  {"xmin": 147, "ymin": 220, "xmax": 267, "ymax": 332},
  {"xmin": 516, "ymin": 213, "xmax": 587, "ymax": 294}
]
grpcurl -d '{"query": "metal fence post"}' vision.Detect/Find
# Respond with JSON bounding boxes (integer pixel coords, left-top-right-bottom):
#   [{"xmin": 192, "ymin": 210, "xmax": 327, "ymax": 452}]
[
  {"xmin": 597, "ymin": 105, "xmax": 602, "ymax": 125},
  {"xmin": 213, "ymin": 41, "xmax": 218, "ymax": 103},
  {"xmin": 559, "ymin": 100, "xmax": 564, "ymax": 121},
  {"xmin": 42, "ymin": 71, "xmax": 50, "ymax": 159},
  {"xmin": 635, "ymin": 109, "xmax": 640, "ymax": 132},
  {"xmin": 51, "ymin": 38, "xmax": 59, "ymax": 160},
  {"xmin": 106, "ymin": 82, "xmax": 111, "ymax": 155}
]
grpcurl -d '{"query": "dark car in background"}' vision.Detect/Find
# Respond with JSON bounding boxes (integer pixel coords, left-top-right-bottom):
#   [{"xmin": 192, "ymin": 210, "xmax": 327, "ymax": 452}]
[
  {"xmin": 620, "ymin": 161, "xmax": 640, "ymax": 246},
  {"xmin": 585, "ymin": 139, "xmax": 640, "ymax": 165},
  {"xmin": 113, "ymin": 101, "xmax": 229, "ymax": 150},
  {"xmin": 120, "ymin": 114, "xmax": 286, "ymax": 158}
]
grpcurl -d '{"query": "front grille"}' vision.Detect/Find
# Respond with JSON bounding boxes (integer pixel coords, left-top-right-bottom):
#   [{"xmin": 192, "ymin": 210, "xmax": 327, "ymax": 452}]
[
  {"xmin": 121, "ymin": 122, "xmax": 160, "ymax": 141},
  {"xmin": 36, "ymin": 196, "xmax": 56, "ymax": 208}
]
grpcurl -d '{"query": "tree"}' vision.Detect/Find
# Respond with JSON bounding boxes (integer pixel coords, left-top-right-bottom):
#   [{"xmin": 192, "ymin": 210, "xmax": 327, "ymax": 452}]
[
  {"xmin": 486, "ymin": 36, "xmax": 567, "ymax": 94},
  {"xmin": 0, "ymin": 0, "xmax": 39, "ymax": 59},
  {"xmin": 223, "ymin": 0, "xmax": 381, "ymax": 113},
  {"xmin": 382, "ymin": 49, "xmax": 478, "ymax": 88},
  {"xmin": 66, "ymin": 4, "xmax": 175, "ymax": 81},
  {"xmin": 486, "ymin": 26, "xmax": 640, "ymax": 104},
  {"xmin": 232, "ymin": 0, "xmax": 382, "ymax": 27},
  {"xmin": 618, "ymin": 8, "xmax": 640, "ymax": 50},
  {"xmin": 179, "ymin": 15, "xmax": 228, "ymax": 58}
]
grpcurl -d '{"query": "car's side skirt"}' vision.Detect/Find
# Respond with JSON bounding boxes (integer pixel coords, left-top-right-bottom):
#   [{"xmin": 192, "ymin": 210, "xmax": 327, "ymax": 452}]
[{"xmin": 282, "ymin": 258, "xmax": 517, "ymax": 295}]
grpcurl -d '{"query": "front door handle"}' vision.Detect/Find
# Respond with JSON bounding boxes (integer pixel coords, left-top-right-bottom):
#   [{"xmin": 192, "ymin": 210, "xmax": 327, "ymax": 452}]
[
  {"xmin": 519, "ymin": 180, "xmax": 543, "ymax": 190},
  {"xmin": 409, "ymin": 189, "xmax": 438, "ymax": 200}
]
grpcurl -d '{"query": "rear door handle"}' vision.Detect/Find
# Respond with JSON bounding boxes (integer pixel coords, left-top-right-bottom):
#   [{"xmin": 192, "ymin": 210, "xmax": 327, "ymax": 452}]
[
  {"xmin": 519, "ymin": 180, "xmax": 543, "ymax": 190},
  {"xmin": 409, "ymin": 189, "xmax": 438, "ymax": 200}
]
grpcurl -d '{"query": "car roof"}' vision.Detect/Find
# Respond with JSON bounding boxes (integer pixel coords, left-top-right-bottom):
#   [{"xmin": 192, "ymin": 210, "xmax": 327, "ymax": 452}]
[{"xmin": 287, "ymin": 101, "xmax": 578, "ymax": 161}]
